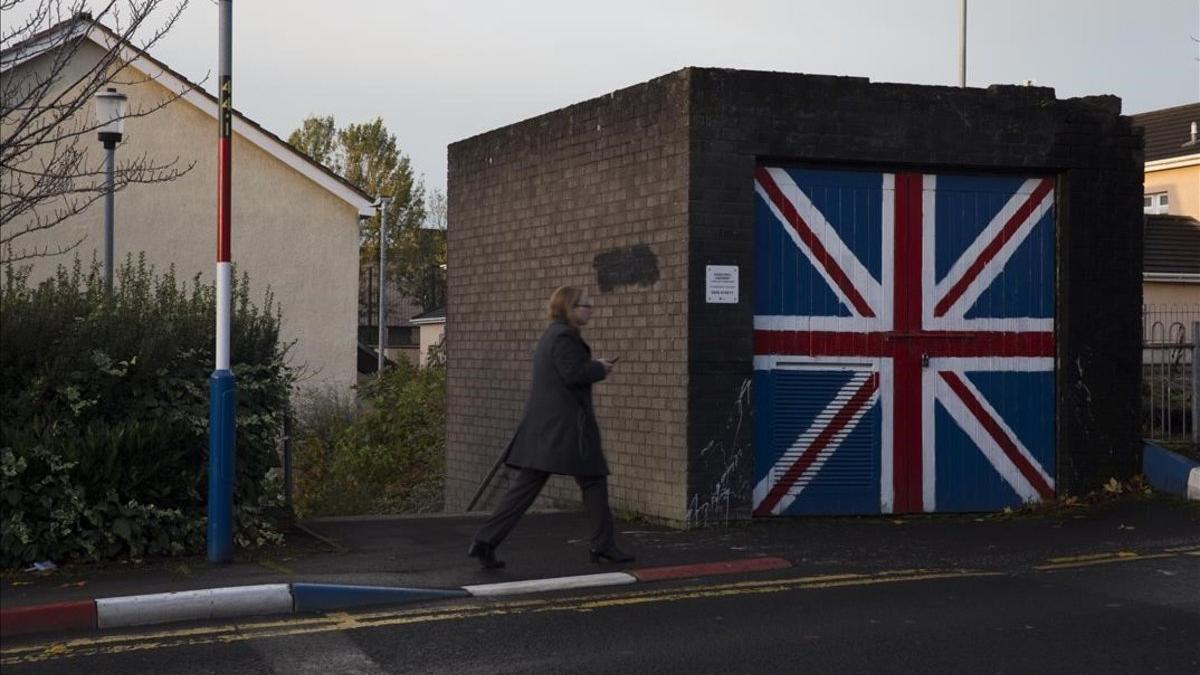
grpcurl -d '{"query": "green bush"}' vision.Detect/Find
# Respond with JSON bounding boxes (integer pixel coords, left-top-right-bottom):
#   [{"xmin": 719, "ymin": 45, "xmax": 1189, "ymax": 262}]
[
  {"xmin": 294, "ymin": 356, "xmax": 445, "ymax": 517},
  {"xmin": 0, "ymin": 256, "xmax": 292, "ymax": 567}
]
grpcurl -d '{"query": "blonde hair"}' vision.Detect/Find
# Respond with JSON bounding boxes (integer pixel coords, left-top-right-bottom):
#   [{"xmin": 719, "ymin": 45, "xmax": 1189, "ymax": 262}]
[{"xmin": 547, "ymin": 286, "xmax": 585, "ymax": 321}]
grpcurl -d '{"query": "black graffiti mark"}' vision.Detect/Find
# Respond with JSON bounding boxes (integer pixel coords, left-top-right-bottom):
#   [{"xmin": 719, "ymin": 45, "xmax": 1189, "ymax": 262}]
[{"xmin": 593, "ymin": 244, "xmax": 660, "ymax": 293}]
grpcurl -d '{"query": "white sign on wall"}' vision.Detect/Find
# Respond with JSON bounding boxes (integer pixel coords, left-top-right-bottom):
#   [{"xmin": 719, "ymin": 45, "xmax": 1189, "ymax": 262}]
[{"xmin": 705, "ymin": 265, "xmax": 739, "ymax": 304}]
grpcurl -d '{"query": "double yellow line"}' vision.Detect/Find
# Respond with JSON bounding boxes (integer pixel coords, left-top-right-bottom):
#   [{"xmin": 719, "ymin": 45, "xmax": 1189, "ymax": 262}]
[
  {"xmin": 1, "ymin": 568, "xmax": 995, "ymax": 665},
  {"xmin": 5, "ymin": 546, "xmax": 1196, "ymax": 665},
  {"xmin": 1033, "ymin": 545, "xmax": 1199, "ymax": 571}
]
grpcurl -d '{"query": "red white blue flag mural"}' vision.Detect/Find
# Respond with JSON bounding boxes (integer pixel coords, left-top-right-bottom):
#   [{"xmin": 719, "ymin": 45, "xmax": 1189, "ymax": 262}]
[{"xmin": 752, "ymin": 166, "xmax": 1056, "ymax": 515}]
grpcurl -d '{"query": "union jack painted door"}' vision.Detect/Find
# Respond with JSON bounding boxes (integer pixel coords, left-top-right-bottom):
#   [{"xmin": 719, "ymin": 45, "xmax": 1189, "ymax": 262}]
[{"xmin": 752, "ymin": 166, "xmax": 1056, "ymax": 515}]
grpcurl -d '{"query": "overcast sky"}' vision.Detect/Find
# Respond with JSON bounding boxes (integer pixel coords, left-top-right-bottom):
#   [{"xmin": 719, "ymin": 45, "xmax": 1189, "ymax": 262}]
[{"xmin": 59, "ymin": 1, "xmax": 1200, "ymax": 196}]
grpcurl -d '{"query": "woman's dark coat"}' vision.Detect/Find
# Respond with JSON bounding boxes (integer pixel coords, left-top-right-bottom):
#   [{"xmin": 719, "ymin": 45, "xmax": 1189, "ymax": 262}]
[{"xmin": 504, "ymin": 320, "xmax": 609, "ymax": 476}]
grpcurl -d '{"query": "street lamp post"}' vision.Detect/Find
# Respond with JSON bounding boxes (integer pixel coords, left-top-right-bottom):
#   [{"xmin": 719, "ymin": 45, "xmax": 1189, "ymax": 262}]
[
  {"xmin": 377, "ymin": 197, "xmax": 391, "ymax": 377},
  {"xmin": 958, "ymin": 0, "xmax": 967, "ymax": 87},
  {"xmin": 208, "ymin": 0, "xmax": 235, "ymax": 564},
  {"xmin": 94, "ymin": 87, "xmax": 127, "ymax": 291}
]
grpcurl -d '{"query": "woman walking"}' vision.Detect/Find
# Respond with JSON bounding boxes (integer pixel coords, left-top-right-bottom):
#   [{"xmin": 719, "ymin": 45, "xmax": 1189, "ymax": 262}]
[{"xmin": 468, "ymin": 286, "xmax": 634, "ymax": 569}]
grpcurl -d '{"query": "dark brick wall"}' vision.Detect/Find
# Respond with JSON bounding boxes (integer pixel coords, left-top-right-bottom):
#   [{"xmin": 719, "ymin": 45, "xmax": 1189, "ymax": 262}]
[
  {"xmin": 684, "ymin": 68, "xmax": 1144, "ymax": 522},
  {"xmin": 446, "ymin": 72, "xmax": 692, "ymax": 520}
]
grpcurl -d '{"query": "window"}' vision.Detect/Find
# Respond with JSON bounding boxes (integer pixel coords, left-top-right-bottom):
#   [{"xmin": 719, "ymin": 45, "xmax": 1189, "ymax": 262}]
[{"xmin": 1143, "ymin": 192, "xmax": 1168, "ymax": 215}]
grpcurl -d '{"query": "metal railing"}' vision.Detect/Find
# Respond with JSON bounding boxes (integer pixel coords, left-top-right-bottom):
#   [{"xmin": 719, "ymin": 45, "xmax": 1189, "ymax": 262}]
[{"xmin": 1141, "ymin": 305, "xmax": 1198, "ymax": 443}]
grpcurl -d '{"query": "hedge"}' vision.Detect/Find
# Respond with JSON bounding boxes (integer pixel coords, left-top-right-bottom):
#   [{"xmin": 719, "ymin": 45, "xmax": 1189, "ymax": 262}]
[{"xmin": 0, "ymin": 256, "xmax": 292, "ymax": 567}]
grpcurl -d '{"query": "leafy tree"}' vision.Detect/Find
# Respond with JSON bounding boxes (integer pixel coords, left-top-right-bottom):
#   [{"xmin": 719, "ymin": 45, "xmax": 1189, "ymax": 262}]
[
  {"xmin": 288, "ymin": 115, "xmax": 445, "ymax": 311},
  {"xmin": 393, "ymin": 222, "xmax": 446, "ymax": 312},
  {"xmin": 1, "ymin": 1, "xmax": 195, "ymax": 265},
  {"xmin": 338, "ymin": 118, "xmax": 425, "ymax": 261},
  {"xmin": 399, "ymin": 187, "xmax": 447, "ymax": 311},
  {"xmin": 287, "ymin": 115, "xmax": 338, "ymax": 169}
]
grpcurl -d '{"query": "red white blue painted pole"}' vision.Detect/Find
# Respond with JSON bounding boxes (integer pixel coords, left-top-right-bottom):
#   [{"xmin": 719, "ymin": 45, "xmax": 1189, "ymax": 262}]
[{"xmin": 208, "ymin": 0, "xmax": 235, "ymax": 563}]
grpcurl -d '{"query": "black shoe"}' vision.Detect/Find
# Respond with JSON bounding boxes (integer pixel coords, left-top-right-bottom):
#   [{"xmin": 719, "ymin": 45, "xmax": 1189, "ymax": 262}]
[
  {"xmin": 589, "ymin": 546, "xmax": 635, "ymax": 564},
  {"xmin": 468, "ymin": 541, "xmax": 505, "ymax": 569}
]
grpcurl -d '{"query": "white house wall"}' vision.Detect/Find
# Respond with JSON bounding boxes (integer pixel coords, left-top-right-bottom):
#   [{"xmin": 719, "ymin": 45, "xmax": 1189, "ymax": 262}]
[{"xmin": 8, "ymin": 42, "xmax": 360, "ymax": 390}]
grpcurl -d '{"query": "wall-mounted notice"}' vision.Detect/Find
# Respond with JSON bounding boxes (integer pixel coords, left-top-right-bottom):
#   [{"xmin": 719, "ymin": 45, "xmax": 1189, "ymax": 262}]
[{"xmin": 705, "ymin": 265, "xmax": 739, "ymax": 304}]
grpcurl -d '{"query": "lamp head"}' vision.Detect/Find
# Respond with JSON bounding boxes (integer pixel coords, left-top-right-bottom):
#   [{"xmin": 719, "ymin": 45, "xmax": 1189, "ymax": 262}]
[{"xmin": 95, "ymin": 87, "xmax": 128, "ymax": 147}]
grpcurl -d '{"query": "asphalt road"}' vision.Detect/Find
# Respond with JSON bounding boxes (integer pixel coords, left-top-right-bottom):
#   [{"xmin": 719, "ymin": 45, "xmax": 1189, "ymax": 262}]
[{"xmin": 4, "ymin": 550, "xmax": 1197, "ymax": 674}]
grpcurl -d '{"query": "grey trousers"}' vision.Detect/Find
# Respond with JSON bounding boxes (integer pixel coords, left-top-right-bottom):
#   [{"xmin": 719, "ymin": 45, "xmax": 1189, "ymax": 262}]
[{"xmin": 473, "ymin": 468, "xmax": 615, "ymax": 551}]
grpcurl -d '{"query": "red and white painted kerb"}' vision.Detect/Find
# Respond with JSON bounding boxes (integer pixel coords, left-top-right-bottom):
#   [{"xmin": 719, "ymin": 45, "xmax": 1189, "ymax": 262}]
[
  {"xmin": 462, "ymin": 573, "xmax": 636, "ymax": 597},
  {"xmin": 97, "ymin": 584, "xmax": 292, "ymax": 629},
  {"xmin": 0, "ymin": 557, "xmax": 792, "ymax": 638}
]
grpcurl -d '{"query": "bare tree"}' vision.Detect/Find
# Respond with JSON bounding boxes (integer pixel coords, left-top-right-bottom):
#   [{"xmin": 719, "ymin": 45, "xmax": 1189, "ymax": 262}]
[
  {"xmin": 1, "ymin": 0, "xmax": 197, "ymax": 265},
  {"xmin": 425, "ymin": 187, "xmax": 446, "ymax": 231}
]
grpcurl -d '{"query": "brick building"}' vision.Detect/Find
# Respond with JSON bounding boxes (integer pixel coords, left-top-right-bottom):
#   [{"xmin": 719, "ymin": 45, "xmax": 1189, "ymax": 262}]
[{"xmin": 446, "ymin": 68, "xmax": 1143, "ymax": 526}]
